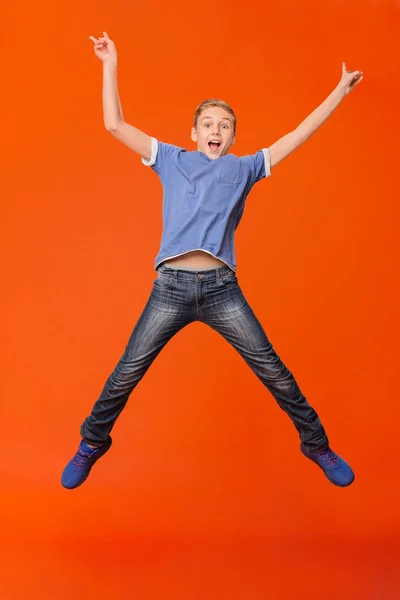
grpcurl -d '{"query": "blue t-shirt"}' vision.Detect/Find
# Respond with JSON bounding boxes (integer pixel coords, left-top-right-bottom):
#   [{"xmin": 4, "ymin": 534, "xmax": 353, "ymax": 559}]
[{"xmin": 142, "ymin": 137, "xmax": 271, "ymax": 272}]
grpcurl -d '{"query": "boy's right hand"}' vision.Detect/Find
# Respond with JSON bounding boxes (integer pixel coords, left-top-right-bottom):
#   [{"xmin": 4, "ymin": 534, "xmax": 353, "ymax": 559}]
[{"xmin": 89, "ymin": 31, "xmax": 117, "ymax": 65}]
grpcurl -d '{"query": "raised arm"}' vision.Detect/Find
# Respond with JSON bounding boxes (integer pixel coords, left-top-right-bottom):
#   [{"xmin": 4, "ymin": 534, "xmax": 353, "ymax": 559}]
[
  {"xmin": 89, "ymin": 31, "xmax": 152, "ymax": 161},
  {"xmin": 268, "ymin": 62, "xmax": 364, "ymax": 169}
]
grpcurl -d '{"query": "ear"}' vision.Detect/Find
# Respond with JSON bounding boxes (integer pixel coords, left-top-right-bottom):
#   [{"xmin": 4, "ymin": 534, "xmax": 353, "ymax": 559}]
[{"xmin": 191, "ymin": 127, "xmax": 197, "ymax": 142}]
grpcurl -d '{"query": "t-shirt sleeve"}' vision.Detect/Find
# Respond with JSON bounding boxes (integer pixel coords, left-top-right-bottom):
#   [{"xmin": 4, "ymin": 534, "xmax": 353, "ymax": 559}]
[
  {"xmin": 141, "ymin": 137, "xmax": 182, "ymax": 177},
  {"xmin": 240, "ymin": 148, "xmax": 271, "ymax": 187}
]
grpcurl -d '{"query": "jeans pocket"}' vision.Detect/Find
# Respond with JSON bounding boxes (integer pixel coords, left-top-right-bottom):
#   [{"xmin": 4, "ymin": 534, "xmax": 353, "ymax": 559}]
[
  {"xmin": 154, "ymin": 272, "xmax": 173, "ymax": 289},
  {"xmin": 221, "ymin": 271, "xmax": 238, "ymax": 288}
]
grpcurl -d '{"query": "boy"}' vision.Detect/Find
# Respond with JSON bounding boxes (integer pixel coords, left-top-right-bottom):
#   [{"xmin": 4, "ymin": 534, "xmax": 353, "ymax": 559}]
[{"xmin": 61, "ymin": 31, "xmax": 363, "ymax": 490}]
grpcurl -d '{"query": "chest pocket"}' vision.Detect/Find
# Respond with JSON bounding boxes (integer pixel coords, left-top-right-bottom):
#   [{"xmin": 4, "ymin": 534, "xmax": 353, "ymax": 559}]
[{"xmin": 218, "ymin": 157, "xmax": 243, "ymax": 184}]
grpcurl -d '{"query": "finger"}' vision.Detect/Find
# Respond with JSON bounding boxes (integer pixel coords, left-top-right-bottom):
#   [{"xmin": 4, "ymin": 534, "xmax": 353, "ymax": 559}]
[
  {"xmin": 89, "ymin": 36, "xmax": 98, "ymax": 42},
  {"xmin": 348, "ymin": 76, "xmax": 363, "ymax": 93},
  {"xmin": 342, "ymin": 61, "xmax": 347, "ymax": 73},
  {"xmin": 103, "ymin": 31, "xmax": 110, "ymax": 38}
]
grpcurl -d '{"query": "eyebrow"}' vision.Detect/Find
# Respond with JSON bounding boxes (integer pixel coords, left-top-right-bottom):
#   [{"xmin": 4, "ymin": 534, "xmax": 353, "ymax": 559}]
[{"xmin": 201, "ymin": 116, "xmax": 232, "ymax": 123}]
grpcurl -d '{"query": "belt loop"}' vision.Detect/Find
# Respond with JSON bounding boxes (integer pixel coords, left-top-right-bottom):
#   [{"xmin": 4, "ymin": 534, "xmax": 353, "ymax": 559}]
[
  {"xmin": 171, "ymin": 269, "xmax": 178, "ymax": 284},
  {"xmin": 216, "ymin": 268, "xmax": 224, "ymax": 287}
]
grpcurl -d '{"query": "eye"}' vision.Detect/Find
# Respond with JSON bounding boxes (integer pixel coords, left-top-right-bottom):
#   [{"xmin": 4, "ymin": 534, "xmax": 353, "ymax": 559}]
[{"xmin": 204, "ymin": 123, "xmax": 210, "ymax": 127}]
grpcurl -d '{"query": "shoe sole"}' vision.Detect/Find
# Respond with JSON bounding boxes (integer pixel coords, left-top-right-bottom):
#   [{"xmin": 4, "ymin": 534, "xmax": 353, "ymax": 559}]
[{"xmin": 300, "ymin": 443, "xmax": 355, "ymax": 488}]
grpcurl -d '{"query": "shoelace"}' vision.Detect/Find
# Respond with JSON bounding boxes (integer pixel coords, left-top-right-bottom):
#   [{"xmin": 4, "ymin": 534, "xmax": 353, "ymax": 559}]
[
  {"xmin": 72, "ymin": 448, "xmax": 95, "ymax": 469},
  {"xmin": 318, "ymin": 448, "xmax": 339, "ymax": 468}
]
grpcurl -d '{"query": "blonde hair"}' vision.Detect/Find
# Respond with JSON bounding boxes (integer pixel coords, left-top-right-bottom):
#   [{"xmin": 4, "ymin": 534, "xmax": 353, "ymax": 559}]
[{"xmin": 193, "ymin": 99, "xmax": 236, "ymax": 133}]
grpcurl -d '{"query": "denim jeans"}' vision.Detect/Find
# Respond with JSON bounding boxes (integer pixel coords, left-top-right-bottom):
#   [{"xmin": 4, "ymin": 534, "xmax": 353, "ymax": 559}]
[{"xmin": 80, "ymin": 263, "xmax": 329, "ymax": 452}]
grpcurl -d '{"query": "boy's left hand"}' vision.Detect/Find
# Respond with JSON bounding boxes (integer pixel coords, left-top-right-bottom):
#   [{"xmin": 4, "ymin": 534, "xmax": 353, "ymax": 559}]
[{"xmin": 338, "ymin": 61, "xmax": 364, "ymax": 95}]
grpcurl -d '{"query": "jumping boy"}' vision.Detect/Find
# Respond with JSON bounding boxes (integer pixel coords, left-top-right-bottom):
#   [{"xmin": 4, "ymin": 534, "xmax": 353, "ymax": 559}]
[{"xmin": 61, "ymin": 31, "xmax": 363, "ymax": 489}]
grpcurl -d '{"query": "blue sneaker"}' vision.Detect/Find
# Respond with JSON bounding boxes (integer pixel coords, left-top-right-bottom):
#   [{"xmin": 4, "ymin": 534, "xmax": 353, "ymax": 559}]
[
  {"xmin": 300, "ymin": 443, "xmax": 355, "ymax": 487},
  {"xmin": 61, "ymin": 437, "xmax": 112, "ymax": 489}
]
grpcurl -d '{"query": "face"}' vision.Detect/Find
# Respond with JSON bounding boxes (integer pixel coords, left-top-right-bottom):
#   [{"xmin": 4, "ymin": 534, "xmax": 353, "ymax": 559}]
[{"xmin": 191, "ymin": 106, "xmax": 236, "ymax": 160}]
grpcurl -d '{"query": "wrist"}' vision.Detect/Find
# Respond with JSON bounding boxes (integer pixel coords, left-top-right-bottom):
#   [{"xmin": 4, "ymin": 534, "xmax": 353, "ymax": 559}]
[
  {"xmin": 334, "ymin": 83, "xmax": 346, "ymax": 100},
  {"xmin": 103, "ymin": 59, "xmax": 118, "ymax": 70}
]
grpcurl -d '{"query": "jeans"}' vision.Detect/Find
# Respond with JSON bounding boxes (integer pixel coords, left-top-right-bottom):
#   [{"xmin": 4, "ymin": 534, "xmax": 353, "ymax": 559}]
[{"xmin": 80, "ymin": 263, "xmax": 329, "ymax": 452}]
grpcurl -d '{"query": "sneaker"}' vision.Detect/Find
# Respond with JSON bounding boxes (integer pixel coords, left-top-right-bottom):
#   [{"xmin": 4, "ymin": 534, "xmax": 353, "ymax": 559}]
[
  {"xmin": 300, "ymin": 442, "xmax": 355, "ymax": 487},
  {"xmin": 61, "ymin": 437, "xmax": 112, "ymax": 489}
]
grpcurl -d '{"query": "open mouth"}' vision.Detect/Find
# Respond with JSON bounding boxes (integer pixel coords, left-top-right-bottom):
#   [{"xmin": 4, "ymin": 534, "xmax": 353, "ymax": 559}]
[{"xmin": 208, "ymin": 141, "xmax": 221, "ymax": 152}]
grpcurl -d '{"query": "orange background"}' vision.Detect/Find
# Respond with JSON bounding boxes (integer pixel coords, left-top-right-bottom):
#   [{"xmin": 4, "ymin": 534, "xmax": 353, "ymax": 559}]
[{"xmin": 2, "ymin": 0, "xmax": 399, "ymax": 598}]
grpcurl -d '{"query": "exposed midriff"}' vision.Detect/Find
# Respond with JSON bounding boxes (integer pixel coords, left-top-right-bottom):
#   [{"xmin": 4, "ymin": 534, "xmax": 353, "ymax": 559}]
[{"xmin": 162, "ymin": 250, "xmax": 226, "ymax": 269}]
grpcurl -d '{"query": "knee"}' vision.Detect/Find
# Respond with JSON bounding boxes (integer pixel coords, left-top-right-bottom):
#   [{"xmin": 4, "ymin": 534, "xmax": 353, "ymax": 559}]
[
  {"xmin": 263, "ymin": 356, "xmax": 292, "ymax": 381},
  {"xmin": 110, "ymin": 358, "xmax": 141, "ymax": 389}
]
